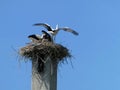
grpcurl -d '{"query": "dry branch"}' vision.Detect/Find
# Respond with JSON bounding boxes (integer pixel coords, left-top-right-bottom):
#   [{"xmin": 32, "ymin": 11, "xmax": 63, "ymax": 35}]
[{"xmin": 19, "ymin": 41, "xmax": 71, "ymax": 72}]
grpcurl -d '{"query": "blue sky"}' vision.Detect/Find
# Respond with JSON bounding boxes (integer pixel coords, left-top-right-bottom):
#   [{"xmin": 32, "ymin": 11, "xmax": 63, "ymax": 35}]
[{"xmin": 0, "ymin": 0, "xmax": 120, "ymax": 90}]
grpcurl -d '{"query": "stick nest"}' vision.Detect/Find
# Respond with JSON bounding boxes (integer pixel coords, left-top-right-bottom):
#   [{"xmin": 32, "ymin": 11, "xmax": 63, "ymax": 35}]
[{"xmin": 19, "ymin": 42, "xmax": 71, "ymax": 63}]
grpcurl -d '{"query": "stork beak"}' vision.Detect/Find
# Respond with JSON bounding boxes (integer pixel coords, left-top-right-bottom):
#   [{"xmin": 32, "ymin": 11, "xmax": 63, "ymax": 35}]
[{"xmin": 56, "ymin": 24, "xmax": 59, "ymax": 29}]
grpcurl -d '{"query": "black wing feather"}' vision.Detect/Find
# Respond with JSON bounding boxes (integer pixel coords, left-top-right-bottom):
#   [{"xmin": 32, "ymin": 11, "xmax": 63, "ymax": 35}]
[{"xmin": 33, "ymin": 23, "xmax": 52, "ymax": 31}]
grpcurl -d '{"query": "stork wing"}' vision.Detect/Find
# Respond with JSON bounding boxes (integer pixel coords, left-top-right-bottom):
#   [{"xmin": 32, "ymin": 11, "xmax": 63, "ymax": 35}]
[
  {"xmin": 28, "ymin": 34, "xmax": 42, "ymax": 40},
  {"xmin": 58, "ymin": 27, "xmax": 79, "ymax": 35},
  {"xmin": 33, "ymin": 23, "xmax": 52, "ymax": 31},
  {"xmin": 41, "ymin": 30, "xmax": 50, "ymax": 35}
]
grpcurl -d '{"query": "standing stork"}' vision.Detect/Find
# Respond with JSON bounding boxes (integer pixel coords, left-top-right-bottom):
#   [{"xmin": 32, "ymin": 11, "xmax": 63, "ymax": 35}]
[{"xmin": 33, "ymin": 23, "xmax": 79, "ymax": 40}]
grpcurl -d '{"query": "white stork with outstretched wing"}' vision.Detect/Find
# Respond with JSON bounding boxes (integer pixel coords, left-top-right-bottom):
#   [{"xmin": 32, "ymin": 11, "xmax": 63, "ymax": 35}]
[{"xmin": 33, "ymin": 23, "xmax": 79, "ymax": 40}]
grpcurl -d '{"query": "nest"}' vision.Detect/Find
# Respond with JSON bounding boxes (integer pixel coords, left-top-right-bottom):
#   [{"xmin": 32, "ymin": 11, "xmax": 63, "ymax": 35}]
[{"xmin": 19, "ymin": 41, "xmax": 71, "ymax": 72}]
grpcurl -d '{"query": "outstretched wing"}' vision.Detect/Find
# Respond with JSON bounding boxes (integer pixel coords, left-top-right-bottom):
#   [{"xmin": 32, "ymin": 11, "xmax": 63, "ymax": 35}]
[
  {"xmin": 58, "ymin": 27, "xmax": 79, "ymax": 35},
  {"xmin": 33, "ymin": 23, "xmax": 52, "ymax": 31}
]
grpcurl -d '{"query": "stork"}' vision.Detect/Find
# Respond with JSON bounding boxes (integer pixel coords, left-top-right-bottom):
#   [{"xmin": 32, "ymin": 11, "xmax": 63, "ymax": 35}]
[
  {"xmin": 28, "ymin": 30, "xmax": 52, "ymax": 44},
  {"xmin": 33, "ymin": 23, "xmax": 79, "ymax": 40},
  {"xmin": 41, "ymin": 30, "xmax": 53, "ymax": 42},
  {"xmin": 28, "ymin": 34, "xmax": 42, "ymax": 44}
]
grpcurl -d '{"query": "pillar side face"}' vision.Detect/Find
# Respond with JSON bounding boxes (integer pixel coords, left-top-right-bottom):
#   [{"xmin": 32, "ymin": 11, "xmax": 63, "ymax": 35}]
[{"xmin": 50, "ymin": 61, "xmax": 57, "ymax": 90}]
